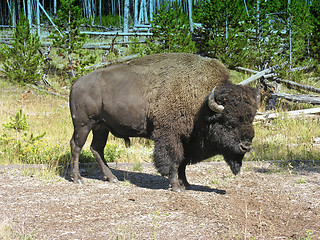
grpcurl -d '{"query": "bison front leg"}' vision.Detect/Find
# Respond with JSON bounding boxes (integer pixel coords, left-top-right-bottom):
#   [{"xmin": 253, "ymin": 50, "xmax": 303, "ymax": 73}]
[
  {"xmin": 153, "ymin": 136, "xmax": 185, "ymax": 192},
  {"xmin": 168, "ymin": 163, "xmax": 185, "ymax": 192}
]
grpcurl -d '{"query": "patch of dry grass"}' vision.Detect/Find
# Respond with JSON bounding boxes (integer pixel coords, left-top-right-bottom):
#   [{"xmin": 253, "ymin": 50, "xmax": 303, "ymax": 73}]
[{"xmin": 0, "ymin": 78, "xmax": 153, "ymax": 167}]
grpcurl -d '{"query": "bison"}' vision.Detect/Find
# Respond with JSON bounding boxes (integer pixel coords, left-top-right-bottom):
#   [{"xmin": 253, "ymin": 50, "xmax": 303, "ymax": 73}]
[{"xmin": 69, "ymin": 53, "xmax": 258, "ymax": 191}]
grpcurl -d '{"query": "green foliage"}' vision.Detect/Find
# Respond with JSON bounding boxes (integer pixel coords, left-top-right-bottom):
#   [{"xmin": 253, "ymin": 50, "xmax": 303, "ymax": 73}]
[
  {"xmin": 49, "ymin": 0, "xmax": 94, "ymax": 80},
  {"xmin": 194, "ymin": 0, "xmax": 249, "ymax": 67},
  {"xmin": 50, "ymin": 0, "xmax": 87, "ymax": 54},
  {"xmin": 194, "ymin": 0, "xmax": 319, "ymax": 70},
  {"xmin": 132, "ymin": 162, "xmax": 143, "ymax": 172},
  {"xmin": 3, "ymin": 109, "xmax": 29, "ymax": 132},
  {"xmin": 127, "ymin": 37, "xmax": 146, "ymax": 55},
  {"xmin": 309, "ymin": 0, "xmax": 320, "ymax": 61},
  {"xmin": 147, "ymin": 1, "xmax": 197, "ymax": 54},
  {"xmin": 0, "ymin": 13, "xmax": 44, "ymax": 84},
  {"xmin": 104, "ymin": 144, "xmax": 123, "ymax": 162},
  {"xmin": 285, "ymin": 1, "xmax": 313, "ymax": 68},
  {"xmin": 1, "ymin": 109, "xmax": 47, "ymax": 164},
  {"xmin": 95, "ymin": 14, "xmax": 124, "ymax": 28}
]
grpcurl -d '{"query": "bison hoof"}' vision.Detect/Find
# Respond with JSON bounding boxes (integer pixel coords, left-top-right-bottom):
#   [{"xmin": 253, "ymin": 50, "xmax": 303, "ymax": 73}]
[
  {"xmin": 74, "ymin": 178, "xmax": 85, "ymax": 184},
  {"xmin": 170, "ymin": 187, "xmax": 185, "ymax": 192},
  {"xmin": 170, "ymin": 185, "xmax": 185, "ymax": 192},
  {"xmin": 104, "ymin": 176, "xmax": 119, "ymax": 183}
]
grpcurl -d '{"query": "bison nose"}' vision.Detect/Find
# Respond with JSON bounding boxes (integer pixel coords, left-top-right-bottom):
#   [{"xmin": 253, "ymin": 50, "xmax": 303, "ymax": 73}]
[{"xmin": 238, "ymin": 142, "xmax": 252, "ymax": 153}]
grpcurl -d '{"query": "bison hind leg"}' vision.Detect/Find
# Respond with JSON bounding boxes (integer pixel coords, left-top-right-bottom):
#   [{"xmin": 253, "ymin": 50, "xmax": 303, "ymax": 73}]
[
  {"xmin": 70, "ymin": 125, "xmax": 92, "ymax": 184},
  {"xmin": 90, "ymin": 125, "xmax": 118, "ymax": 183},
  {"xmin": 178, "ymin": 163, "xmax": 191, "ymax": 190}
]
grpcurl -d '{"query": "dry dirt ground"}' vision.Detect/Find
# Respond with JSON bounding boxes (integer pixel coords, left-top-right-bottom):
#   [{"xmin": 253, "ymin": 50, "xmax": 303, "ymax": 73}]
[{"xmin": 0, "ymin": 161, "xmax": 319, "ymax": 240}]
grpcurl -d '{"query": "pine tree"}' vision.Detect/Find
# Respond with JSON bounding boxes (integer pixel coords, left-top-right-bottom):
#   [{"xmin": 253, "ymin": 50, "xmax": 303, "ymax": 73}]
[
  {"xmin": 148, "ymin": 2, "xmax": 197, "ymax": 54},
  {"xmin": 309, "ymin": 0, "xmax": 320, "ymax": 61},
  {"xmin": 49, "ymin": 0, "xmax": 88, "ymax": 79},
  {"xmin": 195, "ymin": 0, "xmax": 249, "ymax": 68},
  {"xmin": 1, "ymin": 13, "xmax": 44, "ymax": 84}
]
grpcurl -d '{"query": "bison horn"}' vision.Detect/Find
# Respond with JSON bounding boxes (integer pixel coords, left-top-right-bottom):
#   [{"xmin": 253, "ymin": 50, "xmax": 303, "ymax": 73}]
[{"xmin": 208, "ymin": 87, "xmax": 224, "ymax": 113}]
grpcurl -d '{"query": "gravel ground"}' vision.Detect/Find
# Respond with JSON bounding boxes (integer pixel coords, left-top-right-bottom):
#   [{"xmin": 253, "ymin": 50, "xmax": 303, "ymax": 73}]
[{"xmin": 0, "ymin": 161, "xmax": 319, "ymax": 240}]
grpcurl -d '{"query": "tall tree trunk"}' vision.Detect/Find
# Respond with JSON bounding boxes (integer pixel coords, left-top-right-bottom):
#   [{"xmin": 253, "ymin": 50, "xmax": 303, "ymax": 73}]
[
  {"xmin": 123, "ymin": 0, "xmax": 129, "ymax": 42},
  {"xmin": 188, "ymin": 0, "xmax": 193, "ymax": 31},
  {"xmin": 288, "ymin": 0, "xmax": 292, "ymax": 69},
  {"xmin": 54, "ymin": 0, "xmax": 56, "ymax": 15},
  {"xmin": 150, "ymin": 0, "xmax": 153, "ymax": 23},
  {"xmin": 134, "ymin": 0, "xmax": 138, "ymax": 25},
  {"xmin": 36, "ymin": 0, "xmax": 40, "ymax": 35},
  {"xmin": 118, "ymin": 0, "xmax": 121, "ymax": 26},
  {"xmin": 27, "ymin": 0, "xmax": 32, "ymax": 27},
  {"xmin": 256, "ymin": 0, "xmax": 262, "ymax": 69},
  {"xmin": 99, "ymin": 0, "xmax": 102, "ymax": 25}
]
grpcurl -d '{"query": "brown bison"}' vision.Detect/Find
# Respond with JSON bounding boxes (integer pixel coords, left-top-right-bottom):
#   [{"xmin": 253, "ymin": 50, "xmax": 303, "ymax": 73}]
[{"xmin": 69, "ymin": 53, "xmax": 258, "ymax": 191}]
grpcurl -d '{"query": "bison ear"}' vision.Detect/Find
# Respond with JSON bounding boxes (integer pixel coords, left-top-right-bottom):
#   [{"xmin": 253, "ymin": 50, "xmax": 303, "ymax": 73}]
[{"xmin": 208, "ymin": 87, "xmax": 225, "ymax": 113}]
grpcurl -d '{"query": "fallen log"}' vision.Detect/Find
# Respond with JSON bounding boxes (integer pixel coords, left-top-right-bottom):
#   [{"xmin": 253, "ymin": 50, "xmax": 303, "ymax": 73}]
[
  {"xmin": 272, "ymin": 92, "xmax": 320, "ymax": 104},
  {"xmin": 235, "ymin": 66, "xmax": 258, "ymax": 74},
  {"xmin": 238, "ymin": 66, "xmax": 279, "ymax": 85},
  {"xmin": 273, "ymin": 77, "xmax": 320, "ymax": 94},
  {"xmin": 288, "ymin": 65, "xmax": 313, "ymax": 72},
  {"xmin": 26, "ymin": 84, "xmax": 68, "ymax": 100},
  {"xmin": 255, "ymin": 107, "xmax": 320, "ymax": 121}
]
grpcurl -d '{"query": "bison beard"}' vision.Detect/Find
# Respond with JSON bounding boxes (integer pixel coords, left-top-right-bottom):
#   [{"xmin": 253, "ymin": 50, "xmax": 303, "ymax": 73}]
[{"xmin": 69, "ymin": 53, "xmax": 258, "ymax": 192}]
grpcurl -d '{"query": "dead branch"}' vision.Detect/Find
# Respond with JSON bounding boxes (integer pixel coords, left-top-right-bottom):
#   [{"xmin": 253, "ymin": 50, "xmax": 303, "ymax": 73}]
[
  {"xmin": 288, "ymin": 65, "xmax": 313, "ymax": 72},
  {"xmin": 238, "ymin": 66, "xmax": 280, "ymax": 85},
  {"xmin": 273, "ymin": 77, "xmax": 320, "ymax": 94},
  {"xmin": 272, "ymin": 92, "xmax": 320, "ymax": 105},
  {"xmin": 255, "ymin": 107, "xmax": 320, "ymax": 121},
  {"xmin": 235, "ymin": 66, "xmax": 258, "ymax": 74},
  {"xmin": 26, "ymin": 84, "xmax": 68, "ymax": 100}
]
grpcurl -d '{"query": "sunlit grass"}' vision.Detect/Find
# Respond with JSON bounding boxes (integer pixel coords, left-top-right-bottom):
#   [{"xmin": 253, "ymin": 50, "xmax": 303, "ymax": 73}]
[
  {"xmin": 245, "ymin": 114, "xmax": 320, "ymax": 162},
  {"xmin": 0, "ymin": 78, "xmax": 153, "ymax": 167}
]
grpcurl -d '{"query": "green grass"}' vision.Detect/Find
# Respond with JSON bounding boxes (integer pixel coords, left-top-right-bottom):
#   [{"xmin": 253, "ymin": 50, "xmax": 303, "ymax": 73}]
[
  {"xmin": 245, "ymin": 115, "xmax": 320, "ymax": 163},
  {"xmin": 0, "ymin": 78, "xmax": 154, "ymax": 170}
]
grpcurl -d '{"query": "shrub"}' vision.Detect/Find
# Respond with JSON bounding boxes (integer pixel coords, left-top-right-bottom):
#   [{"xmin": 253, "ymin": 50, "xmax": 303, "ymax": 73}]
[
  {"xmin": 0, "ymin": 13, "xmax": 44, "ymax": 84},
  {"xmin": 49, "ymin": 0, "xmax": 95, "ymax": 80},
  {"xmin": 146, "ymin": 1, "xmax": 197, "ymax": 54}
]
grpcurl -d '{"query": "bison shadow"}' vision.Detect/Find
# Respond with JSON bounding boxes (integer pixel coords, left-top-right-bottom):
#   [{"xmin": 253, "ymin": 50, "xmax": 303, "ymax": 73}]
[{"xmin": 61, "ymin": 162, "xmax": 226, "ymax": 194}]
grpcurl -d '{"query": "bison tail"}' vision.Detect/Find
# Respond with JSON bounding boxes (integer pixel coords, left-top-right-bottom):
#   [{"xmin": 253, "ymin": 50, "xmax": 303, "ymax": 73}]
[{"xmin": 124, "ymin": 137, "xmax": 131, "ymax": 148}]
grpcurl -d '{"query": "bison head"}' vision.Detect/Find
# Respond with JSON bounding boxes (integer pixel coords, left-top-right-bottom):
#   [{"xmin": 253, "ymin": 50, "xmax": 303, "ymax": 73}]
[{"xmin": 206, "ymin": 83, "xmax": 258, "ymax": 175}]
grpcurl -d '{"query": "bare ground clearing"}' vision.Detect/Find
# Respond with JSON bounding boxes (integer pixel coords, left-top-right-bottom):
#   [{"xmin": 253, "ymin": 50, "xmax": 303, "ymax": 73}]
[{"xmin": 0, "ymin": 161, "xmax": 319, "ymax": 240}]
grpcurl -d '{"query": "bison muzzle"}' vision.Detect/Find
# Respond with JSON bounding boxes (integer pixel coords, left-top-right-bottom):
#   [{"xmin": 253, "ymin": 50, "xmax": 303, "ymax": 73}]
[{"xmin": 69, "ymin": 53, "xmax": 258, "ymax": 191}]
